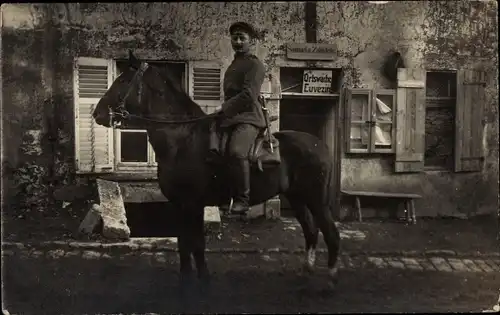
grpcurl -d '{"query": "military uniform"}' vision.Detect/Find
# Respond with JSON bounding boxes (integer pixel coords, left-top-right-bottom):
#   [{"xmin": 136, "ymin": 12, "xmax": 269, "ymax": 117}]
[{"xmin": 219, "ymin": 22, "xmax": 266, "ymax": 214}]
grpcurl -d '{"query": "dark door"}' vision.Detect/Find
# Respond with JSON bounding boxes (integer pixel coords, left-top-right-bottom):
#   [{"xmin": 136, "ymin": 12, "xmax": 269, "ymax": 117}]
[
  {"xmin": 279, "ymin": 98, "xmax": 336, "ymax": 155},
  {"xmin": 279, "ymin": 97, "xmax": 339, "ymax": 213}
]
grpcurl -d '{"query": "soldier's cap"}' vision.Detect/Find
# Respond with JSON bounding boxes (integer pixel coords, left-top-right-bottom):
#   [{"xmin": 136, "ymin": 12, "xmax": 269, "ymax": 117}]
[{"xmin": 229, "ymin": 21, "xmax": 261, "ymax": 39}]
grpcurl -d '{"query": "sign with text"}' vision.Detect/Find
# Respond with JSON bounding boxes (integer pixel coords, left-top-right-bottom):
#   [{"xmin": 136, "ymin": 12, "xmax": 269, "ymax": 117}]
[
  {"xmin": 302, "ymin": 69, "xmax": 333, "ymax": 94},
  {"xmin": 286, "ymin": 43, "xmax": 337, "ymax": 60}
]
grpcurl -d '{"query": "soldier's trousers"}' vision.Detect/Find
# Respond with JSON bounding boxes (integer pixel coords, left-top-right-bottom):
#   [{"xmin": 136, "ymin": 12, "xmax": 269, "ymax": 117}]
[{"xmin": 224, "ymin": 123, "xmax": 261, "ymax": 159}]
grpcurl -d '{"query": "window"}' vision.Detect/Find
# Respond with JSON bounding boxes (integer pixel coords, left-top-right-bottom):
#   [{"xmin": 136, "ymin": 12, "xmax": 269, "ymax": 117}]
[
  {"xmin": 390, "ymin": 68, "xmax": 486, "ymax": 173},
  {"xmin": 73, "ymin": 57, "xmax": 223, "ymax": 174},
  {"xmin": 424, "ymin": 71, "xmax": 456, "ymax": 170},
  {"xmin": 345, "ymin": 89, "xmax": 396, "ymax": 154}
]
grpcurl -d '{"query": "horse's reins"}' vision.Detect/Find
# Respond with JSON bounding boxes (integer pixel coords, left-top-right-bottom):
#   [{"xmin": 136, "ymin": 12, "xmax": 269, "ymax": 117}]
[{"xmin": 110, "ymin": 62, "xmax": 218, "ymax": 126}]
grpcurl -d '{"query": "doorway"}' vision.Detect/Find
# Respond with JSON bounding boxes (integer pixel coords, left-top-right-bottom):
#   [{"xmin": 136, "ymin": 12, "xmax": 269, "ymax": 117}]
[
  {"xmin": 280, "ymin": 97, "xmax": 337, "ymax": 154},
  {"xmin": 279, "ymin": 97, "xmax": 339, "ymax": 214}
]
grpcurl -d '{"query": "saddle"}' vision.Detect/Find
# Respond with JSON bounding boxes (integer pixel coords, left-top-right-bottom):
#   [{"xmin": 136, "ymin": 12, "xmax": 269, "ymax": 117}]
[{"xmin": 208, "ymin": 121, "xmax": 281, "ymax": 172}]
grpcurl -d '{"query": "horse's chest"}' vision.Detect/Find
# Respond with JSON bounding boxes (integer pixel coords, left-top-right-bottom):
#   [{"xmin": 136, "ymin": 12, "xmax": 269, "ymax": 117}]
[{"xmin": 157, "ymin": 162, "xmax": 207, "ymax": 197}]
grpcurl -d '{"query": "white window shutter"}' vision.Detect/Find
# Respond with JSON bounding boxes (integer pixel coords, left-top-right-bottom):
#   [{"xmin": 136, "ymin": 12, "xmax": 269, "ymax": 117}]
[
  {"xmin": 74, "ymin": 57, "xmax": 116, "ymax": 174},
  {"xmin": 188, "ymin": 61, "xmax": 222, "ymax": 114}
]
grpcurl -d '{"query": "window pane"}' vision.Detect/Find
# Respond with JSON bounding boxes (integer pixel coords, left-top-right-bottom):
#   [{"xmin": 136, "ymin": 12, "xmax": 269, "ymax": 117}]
[
  {"xmin": 426, "ymin": 72, "xmax": 456, "ymax": 97},
  {"xmin": 121, "ymin": 132, "xmax": 148, "ymax": 162},
  {"xmin": 374, "ymin": 122, "xmax": 393, "ymax": 150},
  {"xmin": 374, "ymin": 95, "xmax": 393, "ymax": 122},
  {"xmin": 351, "ymin": 94, "xmax": 369, "ymax": 121},
  {"xmin": 350, "ymin": 122, "xmax": 370, "ymax": 150},
  {"xmin": 424, "ymin": 107, "xmax": 455, "ymax": 169}
]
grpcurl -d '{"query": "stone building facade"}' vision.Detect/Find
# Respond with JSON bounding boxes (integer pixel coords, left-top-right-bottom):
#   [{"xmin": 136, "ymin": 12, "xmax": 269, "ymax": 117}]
[{"xmin": 2, "ymin": 1, "xmax": 498, "ymax": 220}]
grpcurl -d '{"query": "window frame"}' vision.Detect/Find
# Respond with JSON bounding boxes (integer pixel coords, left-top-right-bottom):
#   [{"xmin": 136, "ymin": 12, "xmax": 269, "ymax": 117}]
[
  {"xmin": 345, "ymin": 88, "xmax": 396, "ymax": 154},
  {"xmin": 423, "ymin": 70, "xmax": 458, "ymax": 171}
]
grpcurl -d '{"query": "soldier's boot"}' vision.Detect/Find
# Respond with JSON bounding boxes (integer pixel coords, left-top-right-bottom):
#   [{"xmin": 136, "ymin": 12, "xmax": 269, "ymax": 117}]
[
  {"xmin": 218, "ymin": 160, "xmax": 232, "ymax": 213},
  {"xmin": 229, "ymin": 158, "xmax": 251, "ymax": 215}
]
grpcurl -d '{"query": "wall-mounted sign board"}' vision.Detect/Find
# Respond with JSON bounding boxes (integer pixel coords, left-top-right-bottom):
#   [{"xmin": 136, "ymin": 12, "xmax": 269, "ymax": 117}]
[
  {"xmin": 302, "ymin": 69, "xmax": 333, "ymax": 94},
  {"xmin": 286, "ymin": 43, "xmax": 337, "ymax": 60}
]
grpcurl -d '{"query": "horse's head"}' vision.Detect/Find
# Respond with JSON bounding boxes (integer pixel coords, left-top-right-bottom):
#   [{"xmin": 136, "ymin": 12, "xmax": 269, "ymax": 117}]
[
  {"xmin": 93, "ymin": 51, "xmax": 162, "ymax": 128},
  {"xmin": 94, "ymin": 51, "xmax": 207, "ymax": 128}
]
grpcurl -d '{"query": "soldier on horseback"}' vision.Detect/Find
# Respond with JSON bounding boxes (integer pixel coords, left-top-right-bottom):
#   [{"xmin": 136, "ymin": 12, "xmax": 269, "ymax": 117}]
[{"xmin": 215, "ymin": 21, "xmax": 267, "ymax": 215}]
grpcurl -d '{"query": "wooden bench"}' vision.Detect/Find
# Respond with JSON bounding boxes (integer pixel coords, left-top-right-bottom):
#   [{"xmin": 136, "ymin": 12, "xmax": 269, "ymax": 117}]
[{"xmin": 341, "ymin": 190, "xmax": 422, "ymax": 224}]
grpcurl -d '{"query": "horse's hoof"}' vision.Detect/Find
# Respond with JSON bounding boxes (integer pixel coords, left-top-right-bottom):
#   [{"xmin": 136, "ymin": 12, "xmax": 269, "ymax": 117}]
[
  {"xmin": 327, "ymin": 267, "xmax": 340, "ymax": 291},
  {"xmin": 179, "ymin": 274, "xmax": 196, "ymax": 298},
  {"xmin": 302, "ymin": 263, "xmax": 315, "ymax": 275},
  {"xmin": 199, "ymin": 274, "xmax": 211, "ymax": 295}
]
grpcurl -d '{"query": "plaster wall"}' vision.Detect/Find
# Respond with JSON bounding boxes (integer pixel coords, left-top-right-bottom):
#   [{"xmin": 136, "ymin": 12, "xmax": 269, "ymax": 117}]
[{"xmin": 2, "ymin": 1, "xmax": 498, "ymax": 218}]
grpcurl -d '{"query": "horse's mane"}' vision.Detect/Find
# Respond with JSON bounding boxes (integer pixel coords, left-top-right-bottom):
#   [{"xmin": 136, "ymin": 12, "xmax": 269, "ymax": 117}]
[{"xmin": 149, "ymin": 64, "xmax": 206, "ymax": 117}]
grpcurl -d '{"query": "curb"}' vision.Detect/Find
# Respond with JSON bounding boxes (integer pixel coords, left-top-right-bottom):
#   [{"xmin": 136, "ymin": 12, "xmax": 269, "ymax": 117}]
[{"xmin": 2, "ymin": 241, "xmax": 499, "ymax": 258}]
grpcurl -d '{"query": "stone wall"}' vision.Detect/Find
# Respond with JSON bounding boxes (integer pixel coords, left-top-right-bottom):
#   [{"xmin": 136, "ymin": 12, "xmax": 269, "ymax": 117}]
[{"xmin": 2, "ymin": 1, "xmax": 498, "ymax": 218}]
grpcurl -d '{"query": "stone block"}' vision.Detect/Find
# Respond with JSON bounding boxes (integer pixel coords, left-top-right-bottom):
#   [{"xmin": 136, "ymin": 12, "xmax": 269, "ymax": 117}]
[
  {"xmin": 401, "ymin": 257, "xmax": 424, "ymax": 270},
  {"xmin": 367, "ymin": 256, "xmax": 387, "ymax": 268},
  {"xmin": 119, "ymin": 182, "xmax": 168, "ymax": 203},
  {"xmin": 475, "ymin": 260, "xmax": 494, "ymax": 272},
  {"xmin": 429, "ymin": 257, "xmax": 453, "ymax": 272},
  {"xmin": 204, "ymin": 206, "xmax": 221, "ymax": 233},
  {"xmin": 415, "ymin": 258, "xmax": 436, "ymax": 271},
  {"xmin": 78, "ymin": 203, "xmax": 103, "ymax": 235},
  {"xmin": 265, "ymin": 198, "xmax": 281, "ymax": 219},
  {"xmin": 447, "ymin": 258, "xmax": 471, "ymax": 272},
  {"xmin": 82, "ymin": 250, "xmax": 101, "ymax": 260},
  {"xmin": 462, "ymin": 259, "xmax": 483, "ymax": 272},
  {"xmin": 96, "ymin": 179, "xmax": 130, "ymax": 241},
  {"xmin": 386, "ymin": 258, "xmax": 405, "ymax": 269},
  {"xmin": 485, "ymin": 260, "xmax": 500, "ymax": 272},
  {"xmin": 246, "ymin": 203, "xmax": 266, "ymax": 220}
]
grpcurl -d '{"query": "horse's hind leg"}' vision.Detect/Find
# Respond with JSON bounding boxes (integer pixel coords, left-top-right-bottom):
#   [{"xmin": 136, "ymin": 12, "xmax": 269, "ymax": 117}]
[
  {"xmin": 287, "ymin": 195, "xmax": 319, "ymax": 273},
  {"xmin": 307, "ymin": 200, "xmax": 341, "ymax": 287}
]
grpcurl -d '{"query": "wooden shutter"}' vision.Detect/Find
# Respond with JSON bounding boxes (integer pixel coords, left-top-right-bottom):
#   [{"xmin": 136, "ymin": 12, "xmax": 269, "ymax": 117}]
[
  {"xmin": 74, "ymin": 57, "xmax": 115, "ymax": 174},
  {"xmin": 395, "ymin": 68, "xmax": 426, "ymax": 173},
  {"xmin": 454, "ymin": 69, "xmax": 486, "ymax": 172},
  {"xmin": 188, "ymin": 61, "xmax": 222, "ymax": 114}
]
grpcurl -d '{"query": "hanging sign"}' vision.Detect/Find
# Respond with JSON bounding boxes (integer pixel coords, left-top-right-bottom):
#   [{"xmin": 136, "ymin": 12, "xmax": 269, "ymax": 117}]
[
  {"xmin": 286, "ymin": 43, "xmax": 337, "ymax": 60},
  {"xmin": 302, "ymin": 69, "xmax": 333, "ymax": 94}
]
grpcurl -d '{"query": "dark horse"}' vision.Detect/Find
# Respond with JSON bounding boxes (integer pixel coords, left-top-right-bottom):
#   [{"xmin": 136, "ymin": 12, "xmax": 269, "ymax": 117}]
[{"xmin": 93, "ymin": 51, "xmax": 341, "ymax": 292}]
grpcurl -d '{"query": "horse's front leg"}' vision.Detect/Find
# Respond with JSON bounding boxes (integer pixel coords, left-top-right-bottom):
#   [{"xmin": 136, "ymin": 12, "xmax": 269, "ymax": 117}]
[
  {"xmin": 177, "ymin": 230, "xmax": 194, "ymax": 296},
  {"xmin": 191, "ymin": 207, "xmax": 210, "ymax": 292},
  {"xmin": 178, "ymin": 205, "xmax": 210, "ymax": 296}
]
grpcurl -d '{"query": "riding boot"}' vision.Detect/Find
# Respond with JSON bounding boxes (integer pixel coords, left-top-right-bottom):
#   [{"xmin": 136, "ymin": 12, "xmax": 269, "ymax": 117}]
[{"xmin": 230, "ymin": 158, "xmax": 251, "ymax": 215}]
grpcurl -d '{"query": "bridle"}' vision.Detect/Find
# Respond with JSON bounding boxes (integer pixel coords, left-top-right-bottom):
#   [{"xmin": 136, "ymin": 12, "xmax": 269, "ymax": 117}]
[{"xmin": 109, "ymin": 61, "xmax": 217, "ymax": 126}]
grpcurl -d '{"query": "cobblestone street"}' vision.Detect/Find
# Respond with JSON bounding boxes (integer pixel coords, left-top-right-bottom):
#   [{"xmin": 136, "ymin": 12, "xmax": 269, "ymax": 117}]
[
  {"xmin": 2, "ymin": 243, "xmax": 500, "ymax": 274},
  {"xmin": 3, "ymin": 216, "xmax": 499, "ymax": 313},
  {"xmin": 2, "ymin": 244, "xmax": 500, "ymax": 314}
]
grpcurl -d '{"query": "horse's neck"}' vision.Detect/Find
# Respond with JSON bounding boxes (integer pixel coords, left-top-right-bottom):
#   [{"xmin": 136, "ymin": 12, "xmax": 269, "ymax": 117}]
[
  {"xmin": 148, "ymin": 87, "xmax": 205, "ymax": 120},
  {"xmin": 147, "ymin": 122, "xmax": 208, "ymax": 165},
  {"xmin": 144, "ymin": 85, "xmax": 208, "ymax": 164}
]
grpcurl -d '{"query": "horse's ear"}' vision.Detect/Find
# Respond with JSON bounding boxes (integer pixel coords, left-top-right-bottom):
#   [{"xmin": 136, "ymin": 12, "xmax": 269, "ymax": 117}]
[{"xmin": 128, "ymin": 50, "xmax": 140, "ymax": 69}]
